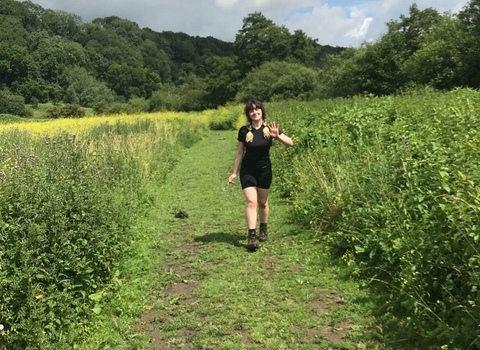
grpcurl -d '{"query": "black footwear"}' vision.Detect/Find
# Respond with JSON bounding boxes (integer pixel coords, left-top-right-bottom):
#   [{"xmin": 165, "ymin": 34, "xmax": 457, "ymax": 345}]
[
  {"xmin": 247, "ymin": 230, "xmax": 259, "ymax": 251},
  {"xmin": 259, "ymin": 223, "xmax": 268, "ymax": 242}
]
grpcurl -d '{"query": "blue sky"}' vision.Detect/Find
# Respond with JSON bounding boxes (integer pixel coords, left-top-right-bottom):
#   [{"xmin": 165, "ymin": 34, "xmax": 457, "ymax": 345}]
[{"xmin": 29, "ymin": 0, "xmax": 469, "ymax": 47}]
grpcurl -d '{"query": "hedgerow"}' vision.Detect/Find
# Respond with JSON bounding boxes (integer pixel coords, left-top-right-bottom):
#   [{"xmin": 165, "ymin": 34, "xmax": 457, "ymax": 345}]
[{"xmin": 270, "ymin": 88, "xmax": 480, "ymax": 349}]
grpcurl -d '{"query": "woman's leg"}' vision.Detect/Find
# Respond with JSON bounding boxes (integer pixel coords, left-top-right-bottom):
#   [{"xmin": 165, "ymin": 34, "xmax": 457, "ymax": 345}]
[
  {"xmin": 257, "ymin": 188, "xmax": 269, "ymax": 242},
  {"xmin": 243, "ymin": 186, "xmax": 259, "ymax": 250},
  {"xmin": 243, "ymin": 186, "xmax": 258, "ymax": 229},
  {"xmin": 257, "ymin": 188, "xmax": 269, "ymax": 224}
]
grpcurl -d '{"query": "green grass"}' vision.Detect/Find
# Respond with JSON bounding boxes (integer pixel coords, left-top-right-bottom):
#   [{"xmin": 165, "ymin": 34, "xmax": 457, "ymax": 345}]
[{"xmin": 77, "ymin": 130, "xmax": 385, "ymax": 350}]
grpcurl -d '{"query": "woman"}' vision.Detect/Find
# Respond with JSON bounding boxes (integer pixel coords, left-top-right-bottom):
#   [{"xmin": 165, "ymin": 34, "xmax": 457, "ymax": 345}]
[{"xmin": 228, "ymin": 100, "xmax": 293, "ymax": 251}]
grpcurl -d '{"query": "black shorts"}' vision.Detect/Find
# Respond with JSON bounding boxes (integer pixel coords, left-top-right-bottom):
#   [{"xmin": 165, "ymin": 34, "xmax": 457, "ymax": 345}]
[{"xmin": 240, "ymin": 161, "xmax": 272, "ymax": 189}]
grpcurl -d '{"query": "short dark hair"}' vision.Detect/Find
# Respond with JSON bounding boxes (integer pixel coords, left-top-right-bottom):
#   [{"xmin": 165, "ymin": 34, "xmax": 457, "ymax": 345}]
[{"xmin": 244, "ymin": 99, "xmax": 266, "ymax": 123}]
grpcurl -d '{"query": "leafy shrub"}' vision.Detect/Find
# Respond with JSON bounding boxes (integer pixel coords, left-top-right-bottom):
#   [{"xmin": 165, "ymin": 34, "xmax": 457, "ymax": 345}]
[
  {"xmin": 269, "ymin": 89, "xmax": 480, "ymax": 348},
  {"xmin": 0, "ymin": 117, "xmax": 205, "ymax": 349},
  {"xmin": 208, "ymin": 107, "xmax": 239, "ymax": 130},
  {"xmin": 0, "ymin": 91, "xmax": 31, "ymax": 117},
  {"xmin": 235, "ymin": 61, "xmax": 318, "ymax": 103},
  {"xmin": 93, "ymin": 101, "xmax": 110, "ymax": 115},
  {"xmin": 46, "ymin": 104, "xmax": 85, "ymax": 118},
  {"xmin": 62, "ymin": 66, "xmax": 116, "ymax": 107},
  {"xmin": 149, "ymin": 88, "xmax": 182, "ymax": 112}
]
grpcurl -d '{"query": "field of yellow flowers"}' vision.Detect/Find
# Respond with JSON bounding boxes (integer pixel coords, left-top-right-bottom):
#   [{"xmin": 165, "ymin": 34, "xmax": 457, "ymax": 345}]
[{"xmin": 0, "ymin": 107, "xmax": 239, "ymax": 350}]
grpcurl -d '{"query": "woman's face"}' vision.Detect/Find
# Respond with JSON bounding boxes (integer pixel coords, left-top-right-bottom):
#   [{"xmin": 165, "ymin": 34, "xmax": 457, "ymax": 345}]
[{"xmin": 249, "ymin": 104, "xmax": 263, "ymax": 122}]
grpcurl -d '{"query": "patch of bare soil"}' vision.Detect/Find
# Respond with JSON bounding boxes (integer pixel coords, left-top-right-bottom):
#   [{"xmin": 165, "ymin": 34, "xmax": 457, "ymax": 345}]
[
  {"xmin": 132, "ymin": 237, "xmax": 202, "ymax": 349},
  {"xmin": 320, "ymin": 321, "xmax": 354, "ymax": 344},
  {"xmin": 306, "ymin": 291, "xmax": 357, "ymax": 347},
  {"xmin": 163, "ymin": 280, "xmax": 199, "ymax": 295},
  {"xmin": 290, "ymin": 262, "xmax": 302, "ymax": 272},
  {"xmin": 132, "ymin": 309, "xmax": 168, "ymax": 349},
  {"xmin": 309, "ymin": 291, "xmax": 343, "ymax": 316},
  {"xmin": 260, "ymin": 256, "xmax": 281, "ymax": 273},
  {"xmin": 305, "ymin": 321, "xmax": 355, "ymax": 347}
]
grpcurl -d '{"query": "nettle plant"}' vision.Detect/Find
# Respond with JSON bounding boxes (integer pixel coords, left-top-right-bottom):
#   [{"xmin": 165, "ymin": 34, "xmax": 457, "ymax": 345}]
[
  {"xmin": 269, "ymin": 90, "xmax": 480, "ymax": 348},
  {"xmin": 0, "ymin": 128, "xmax": 142, "ymax": 348}
]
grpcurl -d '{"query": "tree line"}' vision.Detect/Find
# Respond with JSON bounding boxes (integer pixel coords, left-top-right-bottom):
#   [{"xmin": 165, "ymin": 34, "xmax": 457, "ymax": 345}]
[
  {"xmin": 0, "ymin": 0, "xmax": 340, "ymax": 115},
  {"xmin": 1, "ymin": 0, "xmax": 480, "ymax": 116}
]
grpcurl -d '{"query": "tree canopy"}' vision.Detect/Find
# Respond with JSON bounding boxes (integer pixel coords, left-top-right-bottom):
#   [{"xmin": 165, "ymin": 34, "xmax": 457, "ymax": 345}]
[{"xmin": 1, "ymin": 0, "xmax": 479, "ymax": 115}]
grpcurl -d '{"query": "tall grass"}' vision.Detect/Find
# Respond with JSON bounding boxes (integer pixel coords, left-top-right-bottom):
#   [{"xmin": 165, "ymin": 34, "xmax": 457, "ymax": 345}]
[
  {"xmin": 269, "ymin": 88, "xmax": 480, "ymax": 349},
  {"xmin": 0, "ymin": 111, "xmax": 212, "ymax": 349}
]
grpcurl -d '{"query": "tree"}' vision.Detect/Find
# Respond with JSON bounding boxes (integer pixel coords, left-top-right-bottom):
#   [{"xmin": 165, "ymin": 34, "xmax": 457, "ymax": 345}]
[
  {"xmin": 140, "ymin": 39, "xmax": 173, "ymax": 83},
  {"xmin": 92, "ymin": 16, "xmax": 143, "ymax": 46},
  {"xmin": 10, "ymin": 78, "xmax": 49, "ymax": 103},
  {"xmin": 346, "ymin": 4, "xmax": 443, "ymax": 95},
  {"xmin": 0, "ymin": 43, "xmax": 33, "ymax": 87},
  {"xmin": 204, "ymin": 56, "xmax": 241, "ymax": 107},
  {"xmin": 234, "ymin": 12, "xmax": 319, "ymax": 76},
  {"xmin": 290, "ymin": 29, "xmax": 319, "ymax": 67},
  {"xmin": 0, "ymin": 0, "xmax": 44, "ymax": 30},
  {"xmin": 235, "ymin": 61, "xmax": 318, "ymax": 103},
  {"xmin": 457, "ymin": 0, "xmax": 480, "ymax": 87},
  {"xmin": 234, "ymin": 12, "xmax": 289, "ymax": 75},
  {"xmin": 387, "ymin": 4, "xmax": 443, "ymax": 54},
  {"xmin": 0, "ymin": 15, "xmax": 28, "ymax": 47},
  {"xmin": 84, "ymin": 22, "xmax": 143, "ymax": 68},
  {"xmin": 42, "ymin": 9, "xmax": 84, "ymax": 41},
  {"xmin": 106, "ymin": 63, "xmax": 151, "ymax": 98},
  {"xmin": 316, "ymin": 48, "xmax": 364, "ymax": 99},
  {"xmin": 31, "ymin": 33, "xmax": 86, "ymax": 82},
  {"xmin": 62, "ymin": 66, "xmax": 115, "ymax": 107},
  {"xmin": 401, "ymin": 15, "xmax": 462, "ymax": 89},
  {"xmin": 357, "ymin": 35, "xmax": 407, "ymax": 95}
]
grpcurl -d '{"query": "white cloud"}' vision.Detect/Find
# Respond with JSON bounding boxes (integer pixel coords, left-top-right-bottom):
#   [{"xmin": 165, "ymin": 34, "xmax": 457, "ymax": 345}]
[
  {"xmin": 27, "ymin": 0, "xmax": 469, "ymax": 47},
  {"xmin": 215, "ymin": 0, "xmax": 239, "ymax": 9},
  {"xmin": 346, "ymin": 17, "xmax": 374, "ymax": 38}
]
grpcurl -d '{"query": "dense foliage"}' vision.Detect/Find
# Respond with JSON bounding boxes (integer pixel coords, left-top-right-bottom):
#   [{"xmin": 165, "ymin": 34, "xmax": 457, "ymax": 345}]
[
  {"xmin": 317, "ymin": 2, "xmax": 480, "ymax": 99},
  {"xmin": 270, "ymin": 88, "xmax": 480, "ymax": 349},
  {"xmin": 0, "ymin": 0, "xmax": 341, "ymax": 114},
  {"xmin": 0, "ymin": 113, "xmax": 223, "ymax": 349},
  {"xmin": 4, "ymin": 0, "xmax": 479, "ymax": 114}
]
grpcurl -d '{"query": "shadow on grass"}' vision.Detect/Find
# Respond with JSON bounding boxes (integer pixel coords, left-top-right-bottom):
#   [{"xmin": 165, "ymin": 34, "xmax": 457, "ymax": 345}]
[{"xmin": 194, "ymin": 232, "xmax": 253, "ymax": 252}]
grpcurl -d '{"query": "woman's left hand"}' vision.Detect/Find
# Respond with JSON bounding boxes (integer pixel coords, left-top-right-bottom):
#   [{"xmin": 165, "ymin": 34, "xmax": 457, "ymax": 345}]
[{"xmin": 268, "ymin": 122, "xmax": 280, "ymax": 139}]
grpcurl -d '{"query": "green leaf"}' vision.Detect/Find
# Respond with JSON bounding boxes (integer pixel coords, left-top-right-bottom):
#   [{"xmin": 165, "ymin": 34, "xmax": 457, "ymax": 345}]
[
  {"xmin": 442, "ymin": 183, "xmax": 451, "ymax": 193},
  {"xmin": 92, "ymin": 305, "xmax": 102, "ymax": 314},
  {"xmin": 88, "ymin": 291, "xmax": 103, "ymax": 302},
  {"xmin": 439, "ymin": 171, "xmax": 449, "ymax": 178},
  {"xmin": 355, "ymin": 245, "xmax": 365, "ymax": 253}
]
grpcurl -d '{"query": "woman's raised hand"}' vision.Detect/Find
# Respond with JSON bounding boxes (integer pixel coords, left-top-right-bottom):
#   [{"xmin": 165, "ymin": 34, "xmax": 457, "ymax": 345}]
[{"xmin": 268, "ymin": 122, "xmax": 280, "ymax": 139}]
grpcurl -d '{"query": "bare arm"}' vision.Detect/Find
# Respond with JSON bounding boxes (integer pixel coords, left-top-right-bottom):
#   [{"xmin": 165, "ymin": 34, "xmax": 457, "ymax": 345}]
[
  {"xmin": 268, "ymin": 122, "xmax": 293, "ymax": 147},
  {"xmin": 228, "ymin": 141, "xmax": 244, "ymax": 183}
]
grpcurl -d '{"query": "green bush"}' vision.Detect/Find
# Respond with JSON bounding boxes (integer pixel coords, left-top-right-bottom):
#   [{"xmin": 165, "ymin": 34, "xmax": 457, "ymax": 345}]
[
  {"xmin": 0, "ymin": 92, "xmax": 31, "ymax": 117},
  {"xmin": 235, "ymin": 61, "xmax": 318, "ymax": 103},
  {"xmin": 208, "ymin": 108, "xmax": 239, "ymax": 130},
  {"xmin": 269, "ymin": 89, "xmax": 480, "ymax": 348},
  {"xmin": 0, "ymin": 118, "xmax": 204, "ymax": 349},
  {"xmin": 46, "ymin": 104, "xmax": 85, "ymax": 118}
]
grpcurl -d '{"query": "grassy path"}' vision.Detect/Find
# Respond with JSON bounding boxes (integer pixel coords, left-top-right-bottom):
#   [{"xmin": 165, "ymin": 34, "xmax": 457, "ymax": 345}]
[{"xmin": 98, "ymin": 130, "xmax": 383, "ymax": 349}]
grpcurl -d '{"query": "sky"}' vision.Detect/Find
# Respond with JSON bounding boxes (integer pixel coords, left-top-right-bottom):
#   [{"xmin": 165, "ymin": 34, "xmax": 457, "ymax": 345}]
[{"xmin": 27, "ymin": 0, "xmax": 469, "ymax": 47}]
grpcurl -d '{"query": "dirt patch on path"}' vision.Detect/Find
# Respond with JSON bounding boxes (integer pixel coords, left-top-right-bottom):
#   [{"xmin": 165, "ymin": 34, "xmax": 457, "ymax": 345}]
[{"xmin": 132, "ymin": 238, "xmax": 203, "ymax": 349}]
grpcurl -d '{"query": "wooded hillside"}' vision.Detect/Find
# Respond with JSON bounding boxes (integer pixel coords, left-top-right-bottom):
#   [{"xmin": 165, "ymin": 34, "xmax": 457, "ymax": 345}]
[{"xmin": 1, "ymin": 0, "xmax": 480, "ymax": 115}]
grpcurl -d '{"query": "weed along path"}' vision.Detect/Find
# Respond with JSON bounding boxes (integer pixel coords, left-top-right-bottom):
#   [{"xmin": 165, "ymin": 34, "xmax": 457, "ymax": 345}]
[{"xmin": 131, "ymin": 130, "xmax": 381, "ymax": 350}]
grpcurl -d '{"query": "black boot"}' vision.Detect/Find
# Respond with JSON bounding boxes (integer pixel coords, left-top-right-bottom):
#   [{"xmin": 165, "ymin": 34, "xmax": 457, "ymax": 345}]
[
  {"xmin": 259, "ymin": 223, "xmax": 268, "ymax": 242},
  {"xmin": 247, "ymin": 229, "xmax": 258, "ymax": 251}
]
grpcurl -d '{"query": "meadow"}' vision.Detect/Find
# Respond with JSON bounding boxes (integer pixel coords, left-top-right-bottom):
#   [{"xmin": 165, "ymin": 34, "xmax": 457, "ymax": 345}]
[
  {"xmin": 1, "ymin": 88, "xmax": 479, "ymax": 349},
  {"xmin": 269, "ymin": 88, "xmax": 480, "ymax": 349},
  {"xmin": 0, "ymin": 108, "xmax": 238, "ymax": 349}
]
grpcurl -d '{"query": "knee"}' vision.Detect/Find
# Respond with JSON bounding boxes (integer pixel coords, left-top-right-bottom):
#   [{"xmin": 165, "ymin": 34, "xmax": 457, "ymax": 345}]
[
  {"xmin": 258, "ymin": 200, "xmax": 268, "ymax": 209},
  {"xmin": 246, "ymin": 198, "xmax": 257, "ymax": 209}
]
